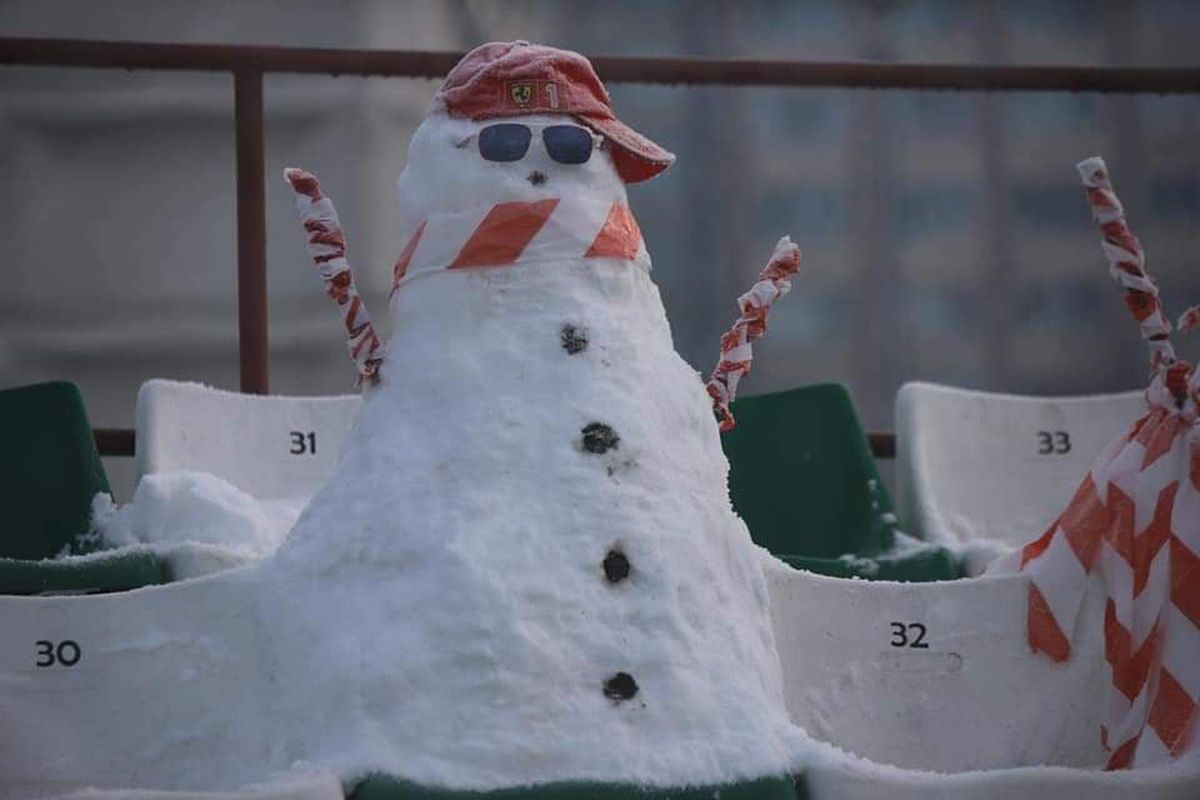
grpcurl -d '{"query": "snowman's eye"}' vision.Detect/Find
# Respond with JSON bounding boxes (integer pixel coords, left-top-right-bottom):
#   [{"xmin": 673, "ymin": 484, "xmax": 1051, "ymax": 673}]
[
  {"xmin": 478, "ymin": 124, "xmax": 533, "ymax": 162},
  {"xmin": 541, "ymin": 125, "xmax": 595, "ymax": 165}
]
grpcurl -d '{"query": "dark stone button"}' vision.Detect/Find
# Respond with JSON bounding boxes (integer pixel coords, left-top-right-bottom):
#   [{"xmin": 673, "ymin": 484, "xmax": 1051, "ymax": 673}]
[
  {"xmin": 581, "ymin": 422, "xmax": 619, "ymax": 454},
  {"xmin": 561, "ymin": 324, "xmax": 589, "ymax": 354},
  {"xmin": 603, "ymin": 672, "xmax": 638, "ymax": 702},
  {"xmin": 603, "ymin": 549, "xmax": 630, "ymax": 583}
]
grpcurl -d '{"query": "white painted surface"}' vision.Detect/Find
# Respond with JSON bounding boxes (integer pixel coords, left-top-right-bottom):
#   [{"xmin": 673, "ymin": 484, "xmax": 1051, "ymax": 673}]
[
  {"xmin": 0, "ymin": 570, "xmax": 272, "ymax": 796},
  {"xmin": 895, "ymin": 382, "xmax": 1145, "ymax": 547},
  {"xmin": 805, "ymin": 754, "xmax": 1200, "ymax": 800},
  {"xmin": 766, "ymin": 557, "xmax": 1108, "ymax": 772},
  {"xmin": 135, "ymin": 379, "xmax": 360, "ymax": 501},
  {"xmin": 42, "ymin": 774, "xmax": 342, "ymax": 800}
]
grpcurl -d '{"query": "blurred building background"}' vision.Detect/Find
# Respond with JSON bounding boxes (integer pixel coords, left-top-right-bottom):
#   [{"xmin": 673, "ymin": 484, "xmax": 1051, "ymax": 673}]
[{"xmin": 1, "ymin": 0, "xmax": 1198, "ymax": 497}]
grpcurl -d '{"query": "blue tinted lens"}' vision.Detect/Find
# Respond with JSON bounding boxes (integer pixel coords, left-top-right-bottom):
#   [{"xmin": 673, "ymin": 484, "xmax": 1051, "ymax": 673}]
[
  {"xmin": 543, "ymin": 125, "xmax": 594, "ymax": 164},
  {"xmin": 478, "ymin": 124, "xmax": 532, "ymax": 162}
]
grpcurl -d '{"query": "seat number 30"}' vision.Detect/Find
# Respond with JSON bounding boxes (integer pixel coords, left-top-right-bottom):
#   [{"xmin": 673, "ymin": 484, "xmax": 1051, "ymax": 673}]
[{"xmin": 35, "ymin": 639, "xmax": 81, "ymax": 668}]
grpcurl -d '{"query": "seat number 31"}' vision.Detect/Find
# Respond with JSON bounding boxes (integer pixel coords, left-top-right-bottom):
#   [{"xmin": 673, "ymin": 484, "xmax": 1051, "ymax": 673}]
[{"xmin": 290, "ymin": 431, "xmax": 317, "ymax": 455}]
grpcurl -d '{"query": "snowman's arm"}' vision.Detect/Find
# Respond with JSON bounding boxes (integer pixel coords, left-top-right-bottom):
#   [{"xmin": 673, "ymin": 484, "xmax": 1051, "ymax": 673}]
[
  {"xmin": 284, "ymin": 168, "xmax": 383, "ymax": 387},
  {"xmin": 706, "ymin": 236, "xmax": 802, "ymax": 431}
]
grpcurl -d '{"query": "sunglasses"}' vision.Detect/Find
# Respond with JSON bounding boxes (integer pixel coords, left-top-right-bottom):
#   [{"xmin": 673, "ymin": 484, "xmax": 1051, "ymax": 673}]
[{"xmin": 473, "ymin": 123, "xmax": 603, "ymax": 165}]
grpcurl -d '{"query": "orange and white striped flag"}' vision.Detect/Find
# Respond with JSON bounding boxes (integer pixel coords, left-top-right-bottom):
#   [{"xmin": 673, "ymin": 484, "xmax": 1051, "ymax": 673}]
[{"xmin": 990, "ymin": 157, "xmax": 1199, "ymax": 769}]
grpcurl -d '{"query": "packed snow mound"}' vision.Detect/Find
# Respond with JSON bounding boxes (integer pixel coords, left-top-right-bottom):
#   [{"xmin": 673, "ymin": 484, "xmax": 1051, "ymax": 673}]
[
  {"xmin": 248, "ymin": 108, "xmax": 796, "ymax": 790},
  {"xmin": 93, "ymin": 472, "xmax": 302, "ymax": 563},
  {"xmin": 259, "ymin": 255, "xmax": 795, "ymax": 789}
]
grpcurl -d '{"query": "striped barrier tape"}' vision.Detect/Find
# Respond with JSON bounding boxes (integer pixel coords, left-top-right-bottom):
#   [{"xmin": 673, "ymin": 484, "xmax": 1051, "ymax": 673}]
[
  {"xmin": 284, "ymin": 168, "xmax": 383, "ymax": 386},
  {"xmin": 991, "ymin": 157, "xmax": 1198, "ymax": 769},
  {"xmin": 707, "ymin": 237, "xmax": 802, "ymax": 431}
]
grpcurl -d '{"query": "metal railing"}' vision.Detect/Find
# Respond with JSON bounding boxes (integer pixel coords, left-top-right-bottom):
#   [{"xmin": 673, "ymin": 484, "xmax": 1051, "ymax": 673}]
[{"xmin": 4, "ymin": 37, "xmax": 1199, "ymax": 459}]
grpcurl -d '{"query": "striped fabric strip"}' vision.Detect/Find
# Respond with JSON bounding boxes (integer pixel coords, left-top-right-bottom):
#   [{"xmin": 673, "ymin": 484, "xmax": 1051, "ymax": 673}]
[
  {"xmin": 991, "ymin": 157, "xmax": 1198, "ymax": 769},
  {"xmin": 284, "ymin": 168, "xmax": 383, "ymax": 386},
  {"xmin": 706, "ymin": 237, "xmax": 802, "ymax": 432},
  {"xmin": 1078, "ymin": 157, "xmax": 1177, "ymax": 376},
  {"xmin": 450, "ymin": 199, "xmax": 560, "ymax": 269},
  {"xmin": 389, "ymin": 197, "xmax": 649, "ymax": 296}
]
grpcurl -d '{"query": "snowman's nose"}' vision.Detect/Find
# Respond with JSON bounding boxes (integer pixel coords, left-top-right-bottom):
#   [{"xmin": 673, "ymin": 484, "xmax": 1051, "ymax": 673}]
[{"xmin": 528, "ymin": 170, "xmax": 547, "ymax": 187}]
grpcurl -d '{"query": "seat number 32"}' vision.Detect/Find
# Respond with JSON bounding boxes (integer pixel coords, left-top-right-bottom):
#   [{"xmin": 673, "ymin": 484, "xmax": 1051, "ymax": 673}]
[{"xmin": 889, "ymin": 622, "xmax": 929, "ymax": 649}]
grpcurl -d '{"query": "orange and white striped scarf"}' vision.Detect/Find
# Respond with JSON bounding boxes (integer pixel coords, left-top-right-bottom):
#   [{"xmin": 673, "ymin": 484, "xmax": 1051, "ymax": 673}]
[{"xmin": 390, "ymin": 197, "xmax": 649, "ymax": 296}]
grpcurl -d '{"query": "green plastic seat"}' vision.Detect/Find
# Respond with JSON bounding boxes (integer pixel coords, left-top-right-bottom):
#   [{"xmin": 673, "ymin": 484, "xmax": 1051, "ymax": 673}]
[
  {"xmin": 0, "ymin": 381, "xmax": 167, "ymax": 595},
  {"xmin": 351, "ymin": 774, "xmax": 805, "ymax": 800},
  {"xmin": 722, "ymin": 383, "xmax": 959, "ymax": 582}
]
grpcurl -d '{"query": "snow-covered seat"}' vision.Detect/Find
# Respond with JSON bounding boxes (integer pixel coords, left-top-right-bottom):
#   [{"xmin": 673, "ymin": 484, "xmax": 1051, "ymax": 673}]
[
  {"xmin": 766, "ymin": 559, "xmax": 1108, "ymax": 773},
  {"xmin": 135, "ymin": 379, "xmax": 361, "ymax": 501},
  {"xmin": 0, "ymin": 381, "xmax": 167, "ymax": 595},
  {"xmin": 894, "ymin": 382, "xmax": 1144, "ymax": 549}
]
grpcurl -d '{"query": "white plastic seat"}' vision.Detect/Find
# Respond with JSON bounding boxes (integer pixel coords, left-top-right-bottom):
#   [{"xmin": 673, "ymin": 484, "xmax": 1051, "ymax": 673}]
[
  {"xmin": 0, "ymin": 571, "xmax": 273, "ymax": 794},
  {"xmin": 766, "ymin": 558, "xmax": 1107, "ymax": 773},
  {"xmin": 803, "ymin": 753, "xmax": 1200, "ymax": 800},
  {"xmin": 43, "ymin": 775, "xmax": 342, "ymax": 800},
  {"xmin": 894, "ymin": 382, "xmax": 1144, "ymax": 548},
  {"xmin": 135, "ymin": 379, "xmax": 361, "ymax": 501},
  {"xmin": 770, "ymin": 561, "xmax": 1200, "ymax": 795}
]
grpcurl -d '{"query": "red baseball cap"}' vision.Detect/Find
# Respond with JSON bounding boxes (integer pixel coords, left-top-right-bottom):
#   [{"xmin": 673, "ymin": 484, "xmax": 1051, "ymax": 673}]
[{"xmin": 435, "ymin": 41, "xmax": 675, "ymax": 184}]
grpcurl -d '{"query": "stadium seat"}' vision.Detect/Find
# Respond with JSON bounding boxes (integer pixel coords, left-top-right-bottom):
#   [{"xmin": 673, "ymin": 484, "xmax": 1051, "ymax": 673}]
[
  {"xmin": 0, "ymin": 572, "xmax": 271, "ymax": 794},
  {"xmin": 771, "ymin": 560, "xmax": 1200, "ymax": 796},
  {"xmin": 135, "ymin": 379, "xmax": 361, "ymax": 501},
  {"xmin": 895, "ymin": 382, "xmax": 1145, "ymax": 549},
  {"xmin": 766, "ymin": 559, "xmax": 1108, "ymax": 773},
  {"xmin": 0, "ymin": 381, "xmax": 166, "ymax": 594},
  {"xmin": 722, "ymin": 384, "xmax": 958, "ymax": 581},
  {"xmin": 40, "ymin": 775, "xmax": 343, "ymax": 799}
]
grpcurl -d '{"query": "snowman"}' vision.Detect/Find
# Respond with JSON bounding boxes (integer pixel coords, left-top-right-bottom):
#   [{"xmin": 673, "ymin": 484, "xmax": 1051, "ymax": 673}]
[{"xmin": 265, "ymin": 41, "xmax": 801, "ymax": 796}]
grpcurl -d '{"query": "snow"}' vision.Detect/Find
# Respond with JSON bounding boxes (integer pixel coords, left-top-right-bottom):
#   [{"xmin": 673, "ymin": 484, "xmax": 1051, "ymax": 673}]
[
  {"xmin": 95, "ymin": 473, "xmax": 300, "ymax": 559},
  {"xmin": 394, "ymin": 113, "xmax": 627, "ymax": 238},
  {"xmin": 89, "ymin": 473, "xmax": 303, "ymax": 579},
  {"xmin": 249, "ymin": 110, "xmax": 796, "ymax": 789}
]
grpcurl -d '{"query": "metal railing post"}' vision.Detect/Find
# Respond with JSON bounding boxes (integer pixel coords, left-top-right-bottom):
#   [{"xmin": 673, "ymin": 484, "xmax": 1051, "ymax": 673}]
[
  {"xmin": 235, "ymin": 67, "xmax": 269, "ymax": 394},
  {"xmin": 4, "ymin": 37, "xmax": 1199, "ymax": 457}
]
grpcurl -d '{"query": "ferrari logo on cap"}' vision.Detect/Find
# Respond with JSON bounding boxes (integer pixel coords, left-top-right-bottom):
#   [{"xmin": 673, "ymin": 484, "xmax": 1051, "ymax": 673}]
[{"xmin": 510, "ymin": 82, "xmax": 533, "ymax": 107}]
